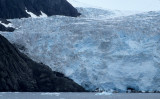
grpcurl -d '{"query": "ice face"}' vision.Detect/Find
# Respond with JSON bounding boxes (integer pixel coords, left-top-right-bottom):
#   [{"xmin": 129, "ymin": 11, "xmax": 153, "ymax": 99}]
[{"xmin": 1, "ymin": 8, "xmax": 160, "ymax": 92}]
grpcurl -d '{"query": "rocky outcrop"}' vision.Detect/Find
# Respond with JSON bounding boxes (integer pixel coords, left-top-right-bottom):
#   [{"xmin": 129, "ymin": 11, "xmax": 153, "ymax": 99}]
[
  {"xmin": 0, "ymin": 34, "xmax": 85, "ymax": 92},
  {"xmin": 0, "ymin": 0, "xmax": 80, "ymax": 19},
  {"xmin": 0, "ymin": 19, "xmax": 15, "ymax": 32}
]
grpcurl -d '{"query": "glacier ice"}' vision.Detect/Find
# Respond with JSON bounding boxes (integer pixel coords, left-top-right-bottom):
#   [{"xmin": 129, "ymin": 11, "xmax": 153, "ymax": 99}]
[
  {"xmin": 41, "ymin": 93, "xmax": 60, "ymax": 96},
  {"xmin": 67, "ymin": 0, "xmax": 160, "ymax": 11},
  {"xmin": 1, "ymin": 8, "xmax": 160, "ymax": 92},
  {"xmin": 95, "ymin": 92, "xmax": 112, "ymax": 96}
]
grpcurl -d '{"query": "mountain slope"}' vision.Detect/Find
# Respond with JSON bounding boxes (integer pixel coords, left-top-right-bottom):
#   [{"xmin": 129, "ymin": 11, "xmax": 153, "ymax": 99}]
[
  {"xmin": 0, "ymin": 0, "xmax": 80, "ymax": 19},
  {"xmin": 0, "ymin": 34, "xmax": 85, "ymax": 92}
]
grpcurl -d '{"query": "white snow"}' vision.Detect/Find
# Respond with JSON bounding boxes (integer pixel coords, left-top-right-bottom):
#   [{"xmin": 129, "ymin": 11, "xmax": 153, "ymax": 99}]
[
  {"xmin": 25, "ymin": 9, "xmax": 38, "ymax": 18},
  {"xmin": 77, "ymin": 7, "xmax": 142, "ymax": 19},
  {"xmin": 0, "ymin": 21, "xmax": 14, "ymax": 28},
  {"xmin": 39, "ymin": 11, "xmax": 48, "ymax": 18},
  {"xmin": 25, "ymin": 9, "xmax": 47, "ymax": 18},
  {"xmin": 67, "ymin": 0, "xmax": 160, "ymax": 12}
]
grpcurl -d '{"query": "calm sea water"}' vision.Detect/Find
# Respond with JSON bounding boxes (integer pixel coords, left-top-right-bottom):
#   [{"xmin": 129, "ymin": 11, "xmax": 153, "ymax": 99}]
[{"xmin": 0, "ymin": 92, "xmax": 160, "ymax": 99}]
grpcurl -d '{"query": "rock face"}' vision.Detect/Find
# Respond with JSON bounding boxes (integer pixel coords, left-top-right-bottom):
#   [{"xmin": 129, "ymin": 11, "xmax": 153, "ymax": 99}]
[
  {"xmin": 0, "ymin": 24, "xmax": 14, "ymax": 32},
  {"xmin": 0, "ymin": 34, "xmax": 85, "ymax": 92},
  {"xmin": 0, "ymin": 19, "xmax": 15, "ymax": 32},
  {"xmin": 0, "ymin": 0, "xmax": 80, "ymax": 19}
]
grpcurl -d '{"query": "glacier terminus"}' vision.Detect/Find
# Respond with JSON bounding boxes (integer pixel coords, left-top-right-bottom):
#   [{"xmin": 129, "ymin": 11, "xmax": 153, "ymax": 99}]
[{"xmin": 1, "ymin": 7, "xmax": 160, "ymax": 92}]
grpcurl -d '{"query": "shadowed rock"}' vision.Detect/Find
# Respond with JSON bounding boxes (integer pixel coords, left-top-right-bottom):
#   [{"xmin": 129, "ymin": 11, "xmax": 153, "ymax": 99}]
[
  {"xmin": 0, "ymin": 0, "xmax": 80, "ymax": 19},
  {"xmin": 0, "ymin": 19, "xmax": 15, "ymax": 32}
]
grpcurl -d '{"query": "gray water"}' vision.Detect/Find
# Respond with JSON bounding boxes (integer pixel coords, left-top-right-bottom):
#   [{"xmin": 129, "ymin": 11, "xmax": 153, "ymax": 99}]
[{"xmin": 0, "ymin": 93, "xmax": 160, "ymax": 99}]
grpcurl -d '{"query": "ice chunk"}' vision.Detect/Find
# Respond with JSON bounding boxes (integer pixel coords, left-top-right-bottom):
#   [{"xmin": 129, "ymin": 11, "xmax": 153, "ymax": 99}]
[
  {"xmin": 41, "ymin": 93, "xmax": 60, "ymax": 96},
  {"xmin": 95, "ymin": 92, "xmax": 112, "ymax": 96}
]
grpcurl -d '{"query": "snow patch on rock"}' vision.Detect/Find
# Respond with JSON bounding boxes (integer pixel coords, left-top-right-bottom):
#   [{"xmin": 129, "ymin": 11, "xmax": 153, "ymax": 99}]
[
  {"xmin": 40, "ymin": 11, "xmax": 48, "ymax": 18},
  {"xmin": 25, "ymin": 9, "xmax": 38, "ymax": 18},
  {"xmin": 0, "ymin": 21, "xmax": 14, "ymax": 28},
  {"xmin": 25, "ymin": 9, "xmax": 48, "ymax": 18}
]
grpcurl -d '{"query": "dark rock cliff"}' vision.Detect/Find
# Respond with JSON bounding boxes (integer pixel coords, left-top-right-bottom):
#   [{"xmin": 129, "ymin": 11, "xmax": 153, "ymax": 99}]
[
  {"xmin": 0, "ymin": 34, "xmax": 85, "ymax": 92},
  {"xmin": 0, "ymin": 0, "xmax": 80, "ymax": 19}
]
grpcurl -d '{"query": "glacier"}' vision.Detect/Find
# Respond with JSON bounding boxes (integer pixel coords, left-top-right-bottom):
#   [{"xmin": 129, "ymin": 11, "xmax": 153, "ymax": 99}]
[
  {"xmin": 67, "ymin": 0, "xmax": 160, "ymax": 11},
  {"xmin": 1, "ymin": 8, "xmax": 160, "ymax": 92}
]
